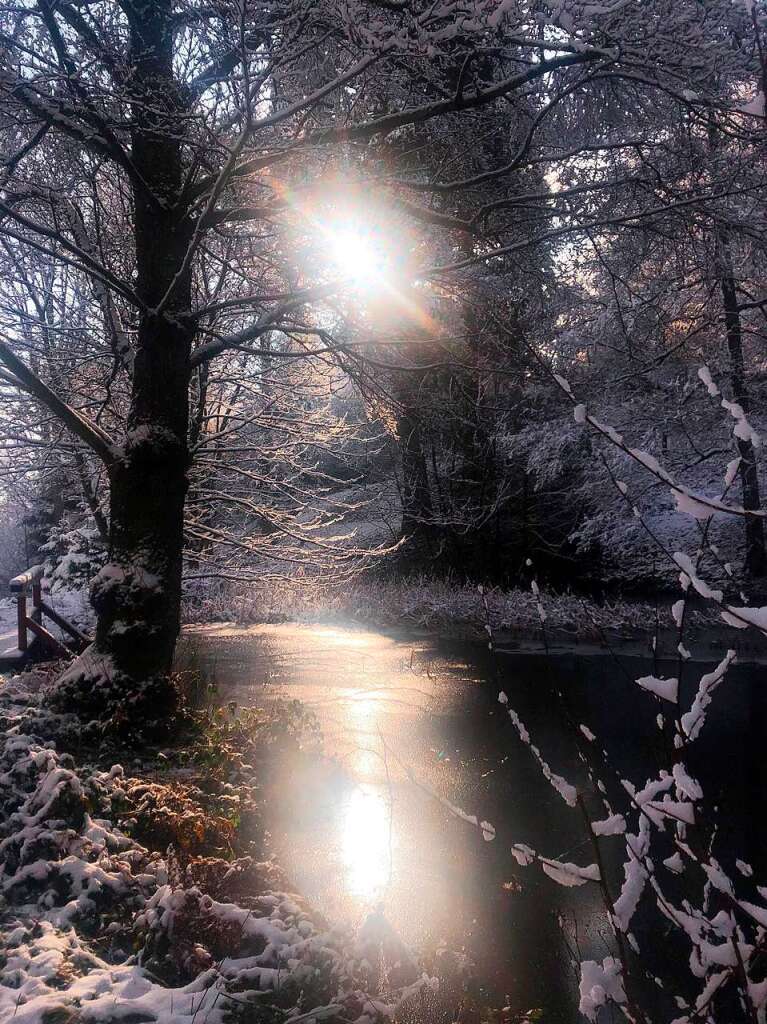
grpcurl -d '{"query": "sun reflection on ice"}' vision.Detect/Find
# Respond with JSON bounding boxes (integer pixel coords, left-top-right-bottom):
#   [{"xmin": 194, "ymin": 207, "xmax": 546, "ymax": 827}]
[
  {"xmin": 342, "ymin": 784, "xmax": 392, "ymax": 900},
  {"xmin": 307, "ymin": 627, "xmax": 374, "ymax": 648},
  {"xmin": 344, "ymin": 690, "xmax": 389, "ymax": 779}
]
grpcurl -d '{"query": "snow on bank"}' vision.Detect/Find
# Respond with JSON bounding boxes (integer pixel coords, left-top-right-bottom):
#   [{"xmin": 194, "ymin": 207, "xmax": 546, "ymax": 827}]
[
  {"xmin": 0, "ymin": 673, "xmax": 433, "ymax": 1024},
  {"xmin": 184, "ymin": 575, "xmax": 715, "ymax": 641}
]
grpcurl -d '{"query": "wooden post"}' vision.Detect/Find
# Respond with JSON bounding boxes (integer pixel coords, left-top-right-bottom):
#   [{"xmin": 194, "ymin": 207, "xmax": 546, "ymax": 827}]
[
  {"xmin": 10, "ymin": 565, "xmax": 45, "ymax": 657},
  {"xmin": 17, "ymin": 588, "xmax": 27, "ymax": 653},
  {"xmin": 32, "ymin": 580, "xmax": 42, "ymax": 624}
]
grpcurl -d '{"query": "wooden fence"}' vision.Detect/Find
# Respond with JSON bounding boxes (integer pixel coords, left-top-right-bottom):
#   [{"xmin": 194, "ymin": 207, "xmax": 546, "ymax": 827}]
[{"xmin": 9, "ymin": 565, "xmax": 90, "ymax": 659}]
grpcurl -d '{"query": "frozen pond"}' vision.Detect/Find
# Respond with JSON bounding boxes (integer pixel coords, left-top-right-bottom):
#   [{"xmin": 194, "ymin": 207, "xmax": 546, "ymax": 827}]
[{"xmin": 181, "ymin": 623, "xmax": 767, "ymax": 1021}]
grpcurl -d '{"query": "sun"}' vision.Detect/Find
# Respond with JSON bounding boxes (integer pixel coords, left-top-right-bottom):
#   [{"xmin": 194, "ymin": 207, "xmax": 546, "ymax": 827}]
[
  {"xmin": 309, "ymin": 203, "xmax": 436, "ymax": 333},
  {"xmin": 331, "ymin": 230, "xmax": 381, "ymax": 285},
  {"xmin": 297, "ymin": 193, "xmax": 428, "ymax": 324},
  {"xmin": 325, "ymin": 217, "xmax": 393, "ymax": 293}
]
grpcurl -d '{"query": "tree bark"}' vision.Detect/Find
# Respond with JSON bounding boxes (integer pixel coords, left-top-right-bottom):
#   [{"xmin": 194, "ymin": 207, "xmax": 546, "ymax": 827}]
[
  {"xmin": 717, "ymin": 229, "xmax": 767, "ymax": 579},
  {"xmin": 57, "ymin": 1, "xmax": 194, "ymax": 711}
]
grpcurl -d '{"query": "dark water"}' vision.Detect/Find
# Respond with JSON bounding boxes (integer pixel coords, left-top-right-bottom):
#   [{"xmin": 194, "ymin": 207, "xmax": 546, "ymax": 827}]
[{"xmin": 179, "ymin": 623, "xmax": 767, "ymax": 1022}]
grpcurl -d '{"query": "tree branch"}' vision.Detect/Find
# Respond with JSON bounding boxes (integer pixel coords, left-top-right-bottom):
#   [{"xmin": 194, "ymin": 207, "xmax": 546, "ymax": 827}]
[
  {"xmin": 190, "ymin": 284, "xmax": 336, "ymax": 368},
  {"xmin": 0, "ymin": 338, "xmax": 116, "ymax": 465}
]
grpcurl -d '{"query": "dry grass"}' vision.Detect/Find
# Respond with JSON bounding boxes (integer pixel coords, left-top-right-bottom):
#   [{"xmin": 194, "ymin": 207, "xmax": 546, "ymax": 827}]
[{"xmin": 183, "ymin": 573, "xmax": 707, "ymax": 639}]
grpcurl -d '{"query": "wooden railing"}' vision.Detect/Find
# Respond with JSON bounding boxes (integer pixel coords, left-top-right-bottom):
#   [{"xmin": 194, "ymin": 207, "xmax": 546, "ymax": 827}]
[{"xmin": 9, "ymin": 566, "xmax": 90, "ymax": 659}]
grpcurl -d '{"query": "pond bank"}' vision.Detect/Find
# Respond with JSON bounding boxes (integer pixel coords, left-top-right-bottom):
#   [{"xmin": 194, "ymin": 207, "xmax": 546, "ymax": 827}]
[
  {"xmin": 184, "ymin": 615, "xmax": 767, "ymax": 667},
  {"xmin": 183, "ymin": 575, "xmax": 767, "ymax": 663}
]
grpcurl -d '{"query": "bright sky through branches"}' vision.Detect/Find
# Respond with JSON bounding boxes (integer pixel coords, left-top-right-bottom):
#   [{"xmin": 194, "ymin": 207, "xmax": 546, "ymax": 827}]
[
  {"xmin": 326, "ymin": 221, "xmax": 392, "ymax": 294},
  {"xmin": 302, "ymin": 195, "xmax": 438, "ymax": 335}
]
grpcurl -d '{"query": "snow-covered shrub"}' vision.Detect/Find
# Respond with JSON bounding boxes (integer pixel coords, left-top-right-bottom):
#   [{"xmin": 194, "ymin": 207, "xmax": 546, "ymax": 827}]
[
  {"xmin": 120, "ymin": 779, "xmax": 246, "ymax": 858},
  {"xmin": 41, "ymin": 518, "xmax": 106, "ymax": 594},
  {"xmin": 0, "ymin": 726, "xmax": 161, "ymax": 940}
]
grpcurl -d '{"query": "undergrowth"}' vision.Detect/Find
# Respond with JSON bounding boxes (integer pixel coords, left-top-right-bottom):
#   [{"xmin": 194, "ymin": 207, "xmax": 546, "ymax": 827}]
[{"xmin": 183, "ymin": 573, "xmax": 718, "ymax": 640}]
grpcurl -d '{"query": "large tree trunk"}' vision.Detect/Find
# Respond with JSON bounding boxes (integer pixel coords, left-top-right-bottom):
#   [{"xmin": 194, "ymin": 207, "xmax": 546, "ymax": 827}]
[
  {"xmin": 55, "ymin": 1, "xmax": 193, "ymax": 719},
  {"xmin": 717, "ymin": 229, "xmax": 767, "ymax": 579},
  {"xmin": 93, "ymin": 310, "xmax": 192, "ymax": 685}
]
